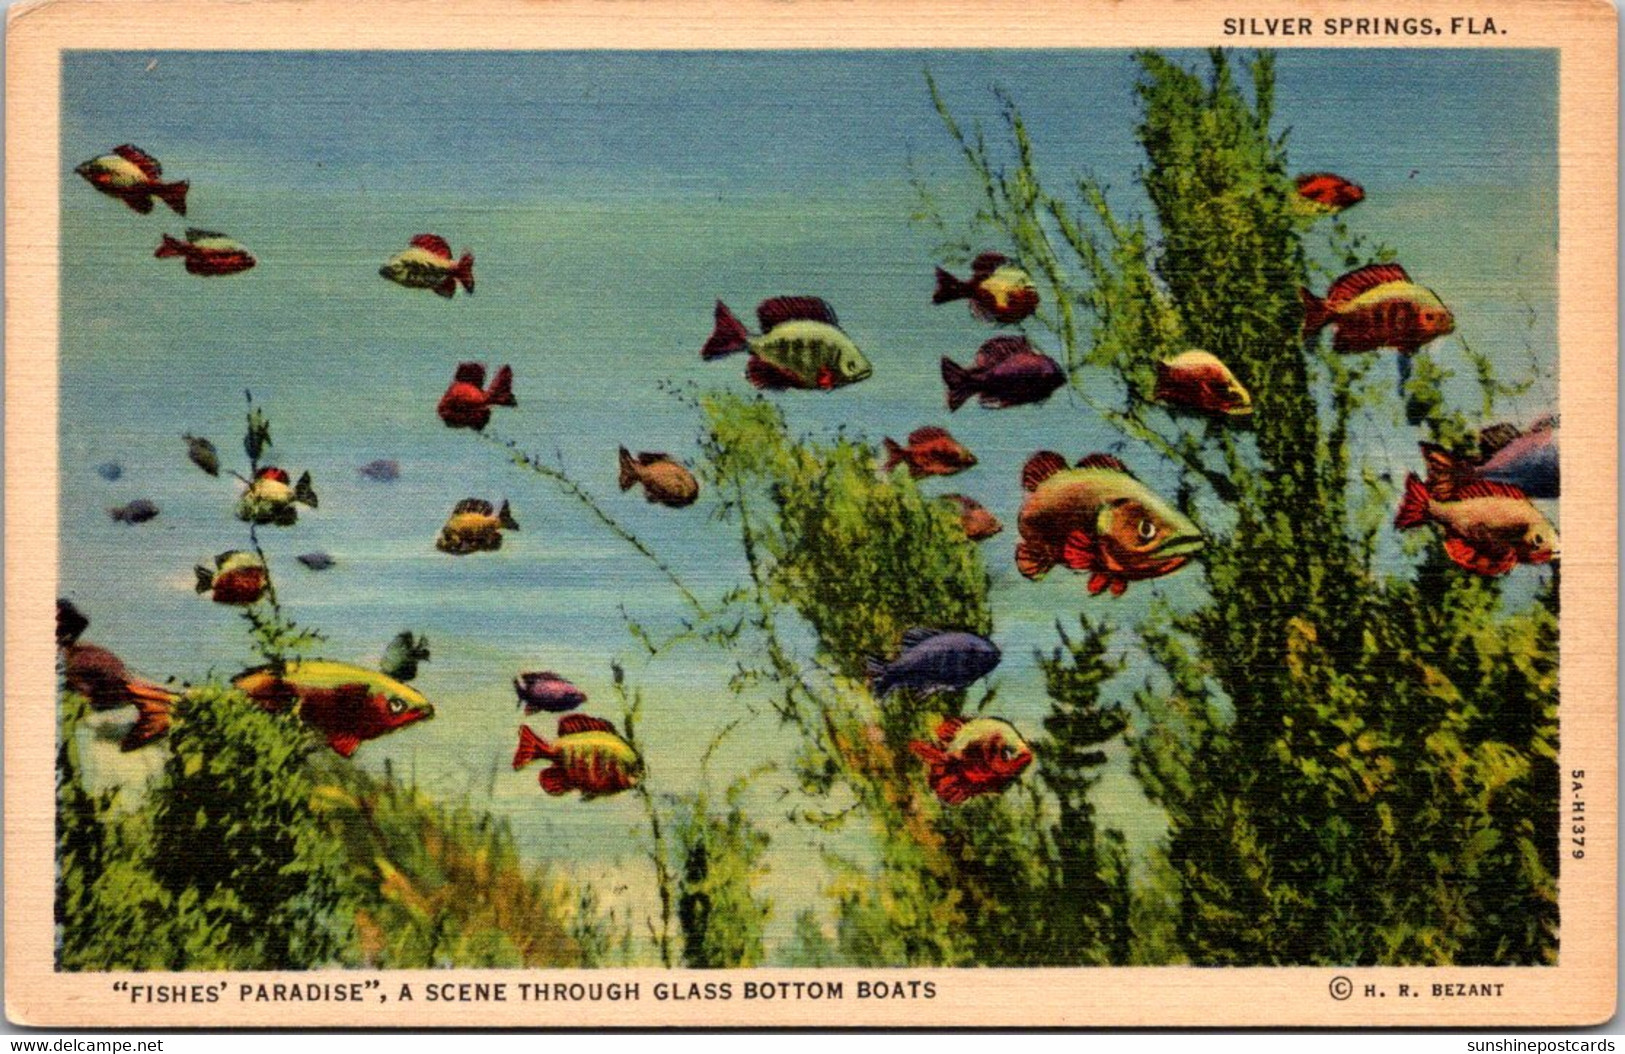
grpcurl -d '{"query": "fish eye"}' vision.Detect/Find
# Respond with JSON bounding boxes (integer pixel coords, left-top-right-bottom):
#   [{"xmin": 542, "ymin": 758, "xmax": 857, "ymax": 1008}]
[
  {"xmin": 1136, "ymin": 518, "xmax": 1157, "ymax": 543},
  {"xmin": 388, "ymin": 698, "xmax": 406, "ymax": 715}
]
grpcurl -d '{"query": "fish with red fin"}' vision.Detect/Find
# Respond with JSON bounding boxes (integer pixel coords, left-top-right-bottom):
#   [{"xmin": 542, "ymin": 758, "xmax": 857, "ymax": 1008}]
[
  {"xmin": 881, "ymin": 427, "xmax": 977, "ymax": 478},
  {"xmin": 701, "ymin": 298, "xmax": 872, "ymax": 391},
  {"xmin": 237, "ymin": 467, "xmax": 317, "ymax": 526},
  {"xmin": 1395, "ymin": 473, "xmax": 1557, "ymax": 576},
  {"xmin": 1421, "ymin": 416, "xmax": 1558, "ymax": 501},
  {"xmin": 1300, "ymin": 264, "xmax": 1454, "ymax": 356},
  {"xmin": 75, "ymin": 144, "xmax": 188, "ymax": 215},
  {"xmin": 513, "ymin": 715, "xmax": 642, "ymax": 798},
  {"xmin": 941, "ymin": 337, "xmax": 1064, "ymax": 411},
  {"xmin": 56, "ymin": 604, "xmax": 184, "ymax": 751},
  {"xmin": 437, "ymin": 362, "xmax": 515, "ymax": 430},
  {"xmin": 194, "ymin": 550, "xmax": 269, "ymax": 605},
  {"xmin": 908, "ymin": 716, "xmax": 1034, "ymax": 805},
  {"xmin": 380, "ymin": 234, "xmax": 475, "ymax": 298},
  {"xmin": 515, "ymin": 671, "xmax": 587, "ymax": 714},
  {"xmin": 932, "ymin": 252, "xmax": 1040, "ymax": 325},
  {"xmin": 942, "ymin": 494, "xmax": 1003, "ymax": 541},
  {"xmin": 618, "ymin": 448, "xmax": 699, "ymax": 507},
  {"xmin": 234, "ymin": 660, "xmax": 435, "ymax": 758},
  {"xmin": 1292, "ymin": 172, "xmax": 1364, "ymax": 216},
  {"xmin": 1153, "ymin": 350, "xmax": 1252, "ymax": 417},
  {"xmin": 155, "ymin": 229, "xmax": 256, "ymax": 276}
]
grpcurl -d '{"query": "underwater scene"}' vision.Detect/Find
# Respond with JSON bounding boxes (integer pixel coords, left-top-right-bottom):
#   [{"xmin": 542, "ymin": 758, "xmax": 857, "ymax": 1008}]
[{"xmin": 57, "ymin": 48, "xmax": 1559, "ymax": 969}]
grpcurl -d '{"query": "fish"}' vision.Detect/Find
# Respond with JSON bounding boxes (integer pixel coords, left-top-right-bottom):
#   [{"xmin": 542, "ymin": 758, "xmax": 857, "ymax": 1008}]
[
  {"xmin": 864, "ymin": 628, "xmax": 1001, "ymax": 698},
  {"xmin": 435, "ymin": 498, "xmax": 519, "ymax": 554},
  {"xmin": 941, "ymin": 494, "xmax": 1003, "ymax": 541},
  {"xmin": 155, "ymin": 229, "xmax": 256, "ymax": 276},
  {"xmin": 514, "ymin": 671, "xmax": 588, "ymax": 715},
  {"xmin": 233, "ymin": 660, "xmax": 435, "ymax": 757},
  {"xmin": 95, "ymin": 462, "xmax": 124, "ymax": 481},
  {"xmin": 1300, "ymin": 263, "xmax": 1454, "ymax": 356},
  {"xmin": 57, "ymin": 598, "xmax": 90, "ymax": 648},
  {"xmin": 194, "ymin": 550, "xmax": 269, "ymax": 605},
  {"xmin": 1292, "ymin": 172, "xmax": 1364, "ymax": 215},
  {"xmin": 1015, "ymin": 451, "xmax": 1204, "ymax": 595},
  {"xmin": 296, "ymin": 551, "xmax": 336, "ymax": 571},
  {"xmin": 881, "ymin": 426, "xmax": 977, "ymax": 478},
  {"xmin": 1153, "ymin": 350, "xmax": 1253, "ymax": 417},
  {"xmin": 358, "ymin": 459, "xmax": 401, "ymax": 482},
  {"xmin": 512, "ymin": 715, "xmax": 642, "ymax": 798},
  {"xmin": 1421, "ymin": 416, "xmax": 1558, "ymax": 501},
  {"xmin": 701, "ymin": 297, "xmax": 873, "ymax": 391},
  {"xmin": 107, "ymin": 499, "xmax": 159, "ymax": 524},
  {"xmin": 932, "ymin": 252, "xmax": 1040, "ymax": 325},
  {"xmin": 56, "ymin": 603, "xmax": 182, "ymax": 750},
  {"xmin": 379, "ymin": 631, "xmax": 430, "ymax": 682},
  {"xmin": 941, "ymin": 337, "xmax": 1065, "ymax": 411},
  {"xmin": 908, "ymin": 716, "xmax": 1034, "ymax": 805},
  {"xmin": 437, "ymin": 362, "xmax": 516, "ymax": 431},
  {"xmin": 237, "ymin": 467, "xmax": 317, "ymax": 526},
  {"xmin": 184, "ymin": 434, "xmax": 220, "ymax": 476},
  {"xmin": 618, "ymin": 448, "xmax": 699, "ymax": 507},
  {"xmin": 379, "ymin": 234, "xmax": 475, "ymax": 299},
  {"xmin": 74, "ymin": 144, "xmax": 188, "ymax": 215},
  {"xmin": 1395, "ymin": 473, "xmax": 1558, "ymax": 576}
]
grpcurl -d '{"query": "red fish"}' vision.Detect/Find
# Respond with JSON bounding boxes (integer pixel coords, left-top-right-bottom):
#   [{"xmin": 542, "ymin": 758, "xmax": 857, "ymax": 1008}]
[
  {"xmin": 942, "ymin": 494, "xmax": 1003, "ymax": 541},
  {"xmin": 1394, "ymin": 474, "xmax": 1558, "ymax": 576},
  {"xmin": 881, "ymin": 426, "xmax": 977, "ymax": 478},
  {"xmin": 379, "ymin": 234, "xmax": 475, "ymax": 299},
  {"xmin": 513, "ymin": 715, "xmax": 642, "ymax": 799},
  {"xmin": 907, "ymin": 716, "xmax": 1033, "ymax": 805},
  {"xmin": 75, "ymin": 144, "xmax": 189, "ymax": 215},
  {"xmin": 233, "ymin": 661, "xmax": 435, "ymax": 758},
  {"xmin": 155, "ymin": 229, "xmax": 256, "ymax": 276},
  {"xmin": 1153, "ymin": 350, "xmax": 1252, "ymax": 417},
  {"xmin": 60, "ymin": 640, "xmax": 180, "ymax": 751},
  {"xmin": 437, "ymin": 362, "xmax": 516, "ymax": 430},
  {"xmin": 1294, "ymin": 172, "xmax": 1364, "ymax": 214},
  {"xmin": 1299, "ymin": 263, "xmax": 1454, "ymax": 356},
  {"xmin": 932, "ymin": 252, "xmax": 1040, "ymax": 325}
]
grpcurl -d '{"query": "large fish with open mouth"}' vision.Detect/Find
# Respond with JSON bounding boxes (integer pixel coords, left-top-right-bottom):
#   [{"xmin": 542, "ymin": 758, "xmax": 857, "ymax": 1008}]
[{"xmin": 1015, "ymin": 451, "xmax": 1204, "ymax": 596}]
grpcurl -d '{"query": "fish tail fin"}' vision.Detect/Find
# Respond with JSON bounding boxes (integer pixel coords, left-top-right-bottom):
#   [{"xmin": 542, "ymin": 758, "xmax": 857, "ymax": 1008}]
[
  {"xmin": 933, "ymin": 267, "xmax": 970, "ymax": 305},
  {"xmin": 156, "ymin": 181, "xmax": 189, "ymax": 216},
  {"xmin": 1419, "ymin": 443, "xmax": 1470, "ymax": 502},
  {"xmin": 1298, "ymin": 287, "xmax": 1331, "ymax": 337},
  {"xmin": 881, "ymin": 437, "xmax": 907, "ymax": 473},
  {"xmin": 121, "ymin": 682, "xmax": 178, "ymax": 751},
  {"xmin": 498, "ymin": 500, "xmax": 519, "ymax": 531},
  {"xmin": 513, "ymin": 725, "xmax": 554, "ymax": 769},
  {"xmin": 617, "ymin": 447, "xmax": 640, "ymax": 491},
  {"xmin": 485, "ymin": 364, "xmax": 516, "ymax": 407},
  {"xmin": 456, "ymin": 252, "xmax": 475, "ymax": 294},
  {"xmin": 701, "ymin": 301, "xmax": 751, "ymax": 359},
  {"xmin": 155, "ymin": 234, "xmax": 187, "ymax": 258},
  {"xmin": 864, "ymin": 657, "xmax": 893, "ymax": 697},
  {"xmin": 1394, "ymin": 473, "xmax": 1433, "ymax": 530},
  {"xmin": 941, "ymin": 357, "xmax": 974, "ymax": 412},
  {"xmin": 294, "ymin": 472, "xmax": 318, "ymax": 509},
  {"xmin": 194, "ymin": 566, "xmax": 213, "ymax": 594}
]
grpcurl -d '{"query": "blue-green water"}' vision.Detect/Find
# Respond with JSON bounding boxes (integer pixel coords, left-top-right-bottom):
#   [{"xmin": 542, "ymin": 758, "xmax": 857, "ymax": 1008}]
[{"xmin": 60, "ymin": 49, "xmax": 1558, "ymax": 949}]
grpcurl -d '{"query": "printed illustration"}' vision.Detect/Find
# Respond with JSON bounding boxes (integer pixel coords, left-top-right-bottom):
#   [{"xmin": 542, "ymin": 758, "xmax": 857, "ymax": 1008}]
[{"xmin": 56, "ymin": 47, "xmax": 1558, "ymax": 974}]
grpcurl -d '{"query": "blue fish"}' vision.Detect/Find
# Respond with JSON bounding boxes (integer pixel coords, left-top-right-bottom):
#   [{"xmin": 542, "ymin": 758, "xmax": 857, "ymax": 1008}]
[
  {"xmin": 1421, "ymin": 417, "xmax": 1558, "ymax": 502},
  {"xmin": 865, "ymin": 628, "xmax": 1001, "ymax": 697}
]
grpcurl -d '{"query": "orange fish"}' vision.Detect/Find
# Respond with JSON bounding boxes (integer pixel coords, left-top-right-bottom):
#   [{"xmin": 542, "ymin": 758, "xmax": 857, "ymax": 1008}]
[
  {"xmin": 932, "ymin": 253, "xmax": 1040, "ymax": 325},
  {"xmin": 618, "ymin": 448, "xmax": 700, "ymax": 507},
  {"xmin": 1394, "ymin": 474, "xmax": 1558, "ymax": 576},
  {"xmin": 1153, "ymin": 350, "xmax": 1252, "ymax": 417},
  {"xmin": 437, "ymin": 362, "xmax": 515, "ymax": 430},
  {"xmin": 513, "ymin": 715, "xmax": 642, "ymax": 799},
  {"xmin": 1293, "ymin": 172, "xmax": 1364, "ymax": 214},
  {"xmin": 908, "ymin": 716, "xmax": 1033, "ymax": 805},
  {"xmin": 75, "ymin": 144, "xmax": 189, "ymax": 215},
  {"xmin": 882, "ymin": 426, "xmax": 977, "ymax": 478},
  {"xmin": 1300, "ymin": 263, "xmax": 1454, "ymax": 356},
  {"xmin": 942, "ymin": 493, "xmax": 1003, "ymax": 541}
]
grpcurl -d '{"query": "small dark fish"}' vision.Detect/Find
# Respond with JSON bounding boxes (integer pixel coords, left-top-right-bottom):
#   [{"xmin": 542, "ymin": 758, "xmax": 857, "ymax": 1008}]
[
  {"xmin": 358, "ymin": 459, "xmax": 401, "ymax": 482},
  {"xmin": 942, "ymin": 494, "xmax": 1003, "ymax": 541},
  {"xmin": 184, "ymin": 434, "xmax": 220, "ymax": 476},
  {"xmin": 436, "ymin": 498, "xmax": 519, "ymax": 554},
  {"xmin": 195, "ymin": 550, "xmax": 269, "ymax": 605},
  {"xmin": 941, "ymin": 337, "xmax": 1064, "ymax": 411},
  {"xmin": 108, "ymin": 499, "xmax": 159, "ymax": 524},
  {"xmin": 380, "ymin": 234, "xmax": 474, "ymax": 298},
  {"xmin": 57, "ymin": 598, "xmax": 90, "ymax": 648},
  {"xmin": 515, "ymin": 671, "xmax": 588, "ymax": 714},
  {"xmin": 909, "ymin": 716, "xmax": 1034, "ymax": 805},
  {"xmin": 1293, "ymin": 172, "xmax": 1364, "ymax": 215},
  {"xmin": 297, "ymin": 551, "xmax": 336, "ymax": 571},
  {"xmin": 932, "ymin": 252, "xmax": 1039, "ymax": 325},
  {"xmin": 95, "ymin": 462, "xmax": 123, "ymax": 481},
  {"xmin": 380, "ymin": 631, "xmax": 431, "ymax": 683},
  {"xmin": 881, "ymin": 426, "xmax": 976, "ymax": 478},
  {"xmin": 618, "ymin": 448, "xmax": 699, "ymax": 507},
  {"xmin": 75, "ymin": 144, "xmax": 188, "ymax": 215},
  {"xmin": 864, "ymin": 628, "xmax": 1001, "ymax": 698},
  {"xmin": 437, "ymin": 362, "xmax": 515, "ymax": 431},
  {"xmin": 156, "ymin": 229, "xmax": 256, "ymax": 276},
  {"xmin": 1421, "ymin": 417, "xmax": 1558, "ymax": 501}
]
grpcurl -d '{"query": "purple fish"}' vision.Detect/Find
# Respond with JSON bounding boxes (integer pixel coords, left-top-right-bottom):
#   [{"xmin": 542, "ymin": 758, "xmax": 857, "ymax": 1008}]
[
  {"xmin": 515, "ymin": 671, "xmax": 588, "ymax": 714},
  {"xmin": 864, "ymin": 628, "xmax": 1001, "ymax": 697},
  {"xmin": 1421, "ymin": 416, "xmax": 1558, "ymax": 502},
  {"xmin": 359, "ymin": 459, "xmax": 401, "ymax": 482},
  {"xmin": 941, "ymin": 337, "xmax": 1065, "ymax": 411}
]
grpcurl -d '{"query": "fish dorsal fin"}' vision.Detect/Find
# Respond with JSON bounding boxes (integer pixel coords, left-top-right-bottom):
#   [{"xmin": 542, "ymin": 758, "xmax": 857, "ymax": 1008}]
[
  {"xmin": 1325, "ymin": 263, "xmax": 1411, "ymax": 306},
  {"xmin": 409, "ymin": 234, "xmax": 453, "ymax": 258},
  {"xmin": 756, "ymin": 296, "xmax": 840, "ymax": 331},
  {"xmin": 453, "ymin": 361, "xmax": 487, "ymax": 387},
  {"xmin": 112, "ymin": 144, "xmax": 162, "ymax": 180},
  {"xmin": 453, "ymin": 498, "xmax": 493, "ymax": 515},
  {"xmin": 1476, "ymin": 422, "xmax": 1523, "ymax": 457},
  {"xmin": 532, "ymin": 670, "xmax": 565, "ymax": 682},
  {"xmin": 636, "ymin": 451, "xmax": 672, "ymax": 466},
  {"xmin": 1454, "ymin": 479, "xmax": 1529, "ymax": 502},
  {"xmin": 558, "ymin": 714, "xmax": 615, "ymax": 736},
  {"xmin": 934, "ymin": 717, "xmax": 966, "ymax": 743},
  {"xmin": 184, "ymin": 228, "xmax": 227, "ymax": 242},
  {"xmin": 214, "ymin": 550, "xmax": 239, "ymax": 567},
  {"xmin": 1076, "ymin": 453, "xmax": 1129, "ymax": 473},
  {"xmin": 1529, "ymin": 414, "xmax": 1558, "ymax": 433},
  {"xmin": 974, "ymin": 336, "xmax": 1033, "ymax": 367},
  {"xmin": 1022, "ymin": 451, "xmax": 1068, "ymax": 492},
  {"xmin": 970, "ymin": 252, "xmax": 1007, "ymax": 277},
  {"xmin": 906, "ymin": 426, "xmax": 952, "ymax": 446},
  {"xmin": 900, "ymin": 627, "xmax": 947, "ymax": 650}
]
